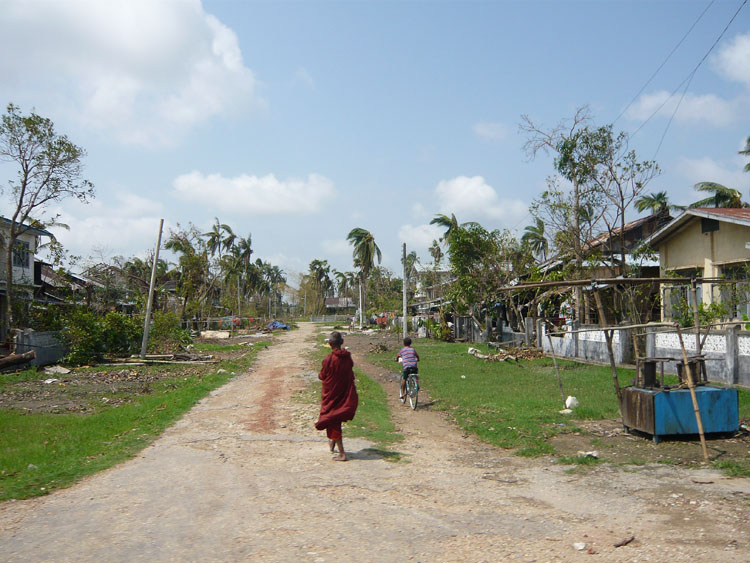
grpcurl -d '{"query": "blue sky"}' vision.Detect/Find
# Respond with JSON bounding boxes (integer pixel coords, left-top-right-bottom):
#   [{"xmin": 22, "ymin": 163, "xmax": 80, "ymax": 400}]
[{"xmin": 1, "ymin": 0, "xmax": 749, "ymax": 286}]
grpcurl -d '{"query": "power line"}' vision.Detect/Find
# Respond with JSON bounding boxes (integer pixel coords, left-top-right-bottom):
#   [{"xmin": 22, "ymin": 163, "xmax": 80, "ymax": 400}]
[
  {"xmin": 648, "ymin": 0, "xmax": 747, "ymax": 159},
  {"xmin": 614, "ymin": 0, "xmax": 716, "ymax": 125}
]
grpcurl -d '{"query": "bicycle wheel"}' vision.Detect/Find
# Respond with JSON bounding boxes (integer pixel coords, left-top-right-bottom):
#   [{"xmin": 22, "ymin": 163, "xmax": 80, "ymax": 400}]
[{"xmin": 408, "ymin": 376, "xmax": 418, "ymax": 410}]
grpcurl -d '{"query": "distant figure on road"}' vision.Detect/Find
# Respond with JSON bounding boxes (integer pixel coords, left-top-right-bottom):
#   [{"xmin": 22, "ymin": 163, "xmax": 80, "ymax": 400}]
[{"xmin": 315, "ymin": 331, "xmax": 359, "ymax": 461}]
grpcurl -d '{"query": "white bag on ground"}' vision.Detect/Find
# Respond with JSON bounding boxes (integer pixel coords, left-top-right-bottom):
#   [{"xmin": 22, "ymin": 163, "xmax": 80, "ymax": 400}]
[{"xmin": 565, "ymin": 396, "xmax": 579, "ymax": 409}]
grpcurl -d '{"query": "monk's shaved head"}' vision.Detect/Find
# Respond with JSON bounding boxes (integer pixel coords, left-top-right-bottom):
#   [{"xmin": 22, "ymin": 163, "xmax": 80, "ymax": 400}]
[{"xmin": 329, "ymin": 331, "xmax": 344, "ymax": 347}]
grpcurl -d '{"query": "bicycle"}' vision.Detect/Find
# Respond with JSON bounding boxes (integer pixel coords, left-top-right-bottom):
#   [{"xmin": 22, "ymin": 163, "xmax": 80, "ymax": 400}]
[{"xmin": 400, "ymin": 367, "xmax": 419, "ymax": 410}]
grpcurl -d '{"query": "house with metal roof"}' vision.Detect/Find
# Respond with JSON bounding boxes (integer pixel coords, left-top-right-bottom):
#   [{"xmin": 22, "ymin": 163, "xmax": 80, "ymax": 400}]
[{"xmin": 644, "ymin": 208, "xmax": 750, "ymax": 320}]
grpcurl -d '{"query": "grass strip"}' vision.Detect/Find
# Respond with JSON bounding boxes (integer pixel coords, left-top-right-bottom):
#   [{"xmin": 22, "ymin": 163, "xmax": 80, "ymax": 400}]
[
  {"xmin": 368, "ymin": 338, "xmax": 750, "ymax": 461},
  {"xmin": 0, "ymin": 341, "xmax": 266, "ymax": 501}
]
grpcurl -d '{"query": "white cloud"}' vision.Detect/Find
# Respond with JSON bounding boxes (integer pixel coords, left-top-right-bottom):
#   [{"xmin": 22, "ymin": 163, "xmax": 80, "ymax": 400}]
[
  {"xmin": 714, "ymin": 32, "xmax": 750, "ymax": 86},
  {"xmin": 172, "ymin": 171, "xmax": 335, "ymax": 216},
  {"xmin": 321, "ymin": 239, "xmax": 351, "ymax": 257},
  {"xmin": 398, "ymin": 223, "xmax": 444, "ymax": 250},
  {"xmin": 261, "ymin": 253, "xmax": 306, "ymax": 279},
  {"xmin": 435, "ymin": 176, "xmax": 528, "ymax": 224},
  {"xmin": 625, "ymin": 32, "xmax": 750, "ymax": 128},
  {"xmin": 624, "ymin": 90, "xmax": 738, "ymax": 127},
  {"xmin": 52, "ymin": 192, "xmax": 166, "ymax": 262},
  {"xmin": 0, "ymin": 0, "xmax": 260, "ymax": 146},
  {"xmin": 294, "ymin": 67, "xmax": 315, "ymax": 89},
  {"xmin": 473, "ymin": 121, "xmax": 508, "ymax": 141},
  {"xmin": 675, "ymin": 155, "xmax": 748, "ymax": 193}
]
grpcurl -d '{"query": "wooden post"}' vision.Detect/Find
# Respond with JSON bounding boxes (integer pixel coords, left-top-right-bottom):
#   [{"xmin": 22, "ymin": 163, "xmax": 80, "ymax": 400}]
[
  {"xmin": 547, "ymin": 333, "xmax": 566, "ymax": 408},
  {"xmin": 594, "ymin": 289, "xmax": 622, "ymax": 404},
  {"xmin": 675, "ymin": 325, "xmax": 710, "ymax": 462}
]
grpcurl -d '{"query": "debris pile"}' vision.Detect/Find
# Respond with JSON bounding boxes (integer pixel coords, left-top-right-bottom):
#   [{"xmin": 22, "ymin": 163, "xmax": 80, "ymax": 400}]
[{"xmin": 467, "ymin": 346, "xmax": 543, "ymax": 362}]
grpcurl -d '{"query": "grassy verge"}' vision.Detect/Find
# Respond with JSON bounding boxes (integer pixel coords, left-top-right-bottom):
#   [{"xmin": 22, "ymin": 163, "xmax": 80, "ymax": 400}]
[
  {"xmin": 0, "ymin": 341, "xmax": 267, "ymax": 501},
  {"xmin": 367, "ymin": 338, "xmax": 750, "ymax": 466}
]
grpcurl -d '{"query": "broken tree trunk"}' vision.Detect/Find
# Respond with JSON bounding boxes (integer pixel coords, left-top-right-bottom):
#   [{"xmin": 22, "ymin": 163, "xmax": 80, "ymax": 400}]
[{"xmin": 0, "ymin": 350, "xmax": 36, "ymax": 370}]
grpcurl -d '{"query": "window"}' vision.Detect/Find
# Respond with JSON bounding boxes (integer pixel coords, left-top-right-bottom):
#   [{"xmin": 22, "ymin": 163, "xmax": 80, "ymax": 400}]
[{"xmin": 12, "ymin": 240, "xmax": 30, "ymax": 268}]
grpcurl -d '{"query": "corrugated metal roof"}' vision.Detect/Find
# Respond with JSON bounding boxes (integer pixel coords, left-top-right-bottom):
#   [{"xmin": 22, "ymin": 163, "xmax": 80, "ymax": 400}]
[
  {"xmin": 0, "ymin": 217, "xmax": 54, "ymax": 237},
  {"xmin": 645, "ymin": 207, "xmax": 750, "ymax": 248}
]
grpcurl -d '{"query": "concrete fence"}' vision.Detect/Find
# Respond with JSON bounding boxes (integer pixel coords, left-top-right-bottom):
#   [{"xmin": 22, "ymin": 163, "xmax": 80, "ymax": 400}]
[
  {"xmin": 309, "ymin": 315, "xmax": 351, "ymax": 323},
  {"xmin": 14, "ymin": 329, "xmax": 67, "ymax": 367},
  {"xmin": 539, "ymin": 321, "xmax": 634, "ymax": 365},
  {"xmin": 646, "ymin": 325, "xmax": 749, "ymax": 386},
  {"xmin": 539, "ymin": 320, "xmax": 750, "ymax": 387}
]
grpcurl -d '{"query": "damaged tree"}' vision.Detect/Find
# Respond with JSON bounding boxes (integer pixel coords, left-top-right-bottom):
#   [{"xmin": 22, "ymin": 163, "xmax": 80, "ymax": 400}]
[{"xmin": 0, "ymin": 103, "xmax": 94, "ymax": 337}]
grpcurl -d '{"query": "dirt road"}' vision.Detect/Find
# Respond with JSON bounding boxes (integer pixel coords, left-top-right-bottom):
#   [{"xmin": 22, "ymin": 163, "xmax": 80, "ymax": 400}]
[{"xmin": 1, "ymin": 323, "xmax": 748, "ymax": 562}]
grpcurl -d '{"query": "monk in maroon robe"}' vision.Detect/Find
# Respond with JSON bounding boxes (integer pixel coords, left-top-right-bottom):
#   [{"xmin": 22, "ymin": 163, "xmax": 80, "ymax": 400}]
[{"xmin": 315, "ymin": 331, "xmax": 358, "ymax": 461}]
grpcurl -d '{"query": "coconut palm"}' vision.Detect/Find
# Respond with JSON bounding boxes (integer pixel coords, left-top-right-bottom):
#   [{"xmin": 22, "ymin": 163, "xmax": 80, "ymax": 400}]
[
  {"xmin": 347, "ymin": 228, "xmax": 381, "ymax": 281},
  {"xmin": 521, "ymin": 218, "xmax": 548, "ymax": 262},
  {"xmin": 430, "ymin": 213, "xmax": 459, "ymax": 242},
  {"xmin": 740, "ymin": 135, "xmax": 750, "ymax": 172},
  {"xmin": 333, "ymin": 270, "xmax": 348, "ymax": 297},
  {"xmin": 203, "ymin": 218, "xmax": 235, "ymax": 258},
  {"xmin": 690, "ymin": 182, "xmax": 746, "ymax": 209},
  {"xmin": 429, "ymin": 240, "xmax": 443, "ymax": 268},
  {"xmin": 635, "ymin": 191, "xmax": 672, "ymax": 214},
  {"xmin": 347, "ymin": 227, "xmax": 382, "ymax": 319},
  {"xmin": 401, "ymin": 250, "xmax": 419, "ymax": 292},
  {"xmin": 430, "ymin": 213, "xmax": 480, "ymax": 244}
]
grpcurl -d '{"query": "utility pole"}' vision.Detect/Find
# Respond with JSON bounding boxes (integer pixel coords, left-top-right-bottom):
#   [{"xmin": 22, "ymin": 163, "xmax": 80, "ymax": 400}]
[
  {"xmin": 402, "ymin": 243, "xmax": 407, "ymax": 338},
  {"xmin": 140, "ymin": 219, "xmax": 164, "ymax": 359}
]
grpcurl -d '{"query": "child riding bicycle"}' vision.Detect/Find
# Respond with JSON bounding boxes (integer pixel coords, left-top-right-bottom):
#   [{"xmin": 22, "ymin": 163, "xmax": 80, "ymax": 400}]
[{"xmin": 396, "ymin": 337, "xmax": 419, "ymax": 400}]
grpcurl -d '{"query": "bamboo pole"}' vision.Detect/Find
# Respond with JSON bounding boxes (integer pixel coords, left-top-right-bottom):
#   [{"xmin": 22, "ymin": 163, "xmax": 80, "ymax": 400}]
[
  {"xmin": 594, "ymin": 290, "xmax": 622, "ymax": 405},
  {"xmin": 675, "ymin": 325, "xmax": 710, "ymax": 462},
  {"xmin": 632, "ymin": 331, "xmax": 642, "ymax": 386},
  {"xmin": 546, "ymin": 333, "xmax": 566, "ymax": 408},
  {"xmin": 691, "ymin": 279, "xmax": 701, "ymax": 355}
]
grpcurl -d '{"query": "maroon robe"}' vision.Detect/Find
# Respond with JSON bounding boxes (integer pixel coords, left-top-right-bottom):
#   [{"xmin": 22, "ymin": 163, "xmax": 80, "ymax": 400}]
[{"xmin": 315, "ymin": 348, "xmax": 359, "ymax": 431}]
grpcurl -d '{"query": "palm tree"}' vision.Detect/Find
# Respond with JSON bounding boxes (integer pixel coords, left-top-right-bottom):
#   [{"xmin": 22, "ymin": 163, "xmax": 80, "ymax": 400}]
[
  {"xmin": 429, "ymin": 240, "xmax": 443, "ymax": 268},
  {"xmin": 521, "ymin": 218, "xmax": 548, "ymax": 262},
  {"xmin": 690, "ymin": 182, "xmax": 746, "ymax": 209},
  {"xmin": 333, "ymin": 270, "xmax": 348, "ymax": 297},
  {"xmin": 635, "ymin": 191, "xmax": 672, "ymax": 214},
  {"xmin": 347, "ymin": 227, "xmax": 381, "ymax": 321},
  {"xmin": 401, "ymin": 250, "xmax": 419, "ymax": 294},
  {"xmin": 430, "ymin": 213, "xmax": 459, "ymax": 243},
  {"xmin": 740, "ymin": 135, "xmax": 750, "ymax": 172}
]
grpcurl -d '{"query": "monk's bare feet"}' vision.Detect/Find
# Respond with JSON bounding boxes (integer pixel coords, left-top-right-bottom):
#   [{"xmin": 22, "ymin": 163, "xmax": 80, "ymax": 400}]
[
  {"xmin": 328, "ymin": 439, "xmax": 336, "ymax": 453},
  {"xmin": 332, "ymin": 453, "xmax": 347, "ymax": 461}
]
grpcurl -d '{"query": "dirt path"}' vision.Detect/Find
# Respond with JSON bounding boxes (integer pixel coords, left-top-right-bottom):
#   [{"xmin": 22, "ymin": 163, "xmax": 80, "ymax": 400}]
[{"xmin": 1, "ymin": 323, "xmax": 748, "ymax": 562}]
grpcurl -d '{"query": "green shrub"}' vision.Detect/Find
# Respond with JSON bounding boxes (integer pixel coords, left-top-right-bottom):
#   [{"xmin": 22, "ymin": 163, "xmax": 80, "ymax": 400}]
[
  {"xmin": 148, "ymin": 312, "xmax": 191, "ymax": 353},
  {"xmin": 102, "ymin": 312, "xmax": 142, "ymax": 356},
  {"xmin": 60, "ymin": 308, "xmax": 105, "ymax": 365}
]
